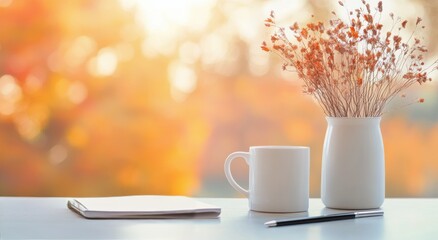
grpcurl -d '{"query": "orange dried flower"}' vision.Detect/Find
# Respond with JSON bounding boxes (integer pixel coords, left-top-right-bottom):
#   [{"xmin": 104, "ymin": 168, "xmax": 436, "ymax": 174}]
[
  {"xmin": 301, "ymin": 28, "xmax": 309, "ymax": 39},
  {"xmin": 260, "ymin": 41, "xmax": 270, "ymax": 52},
  {"xmin": 262, "ymin": 0, "xmax": 438, "ymax": 117},
  {"xmin": 349, "ymin": 26, "xmax": 359, "ymax": 38},
  {"xmin": 292, "ymin": 22, "xmax": 299, "ymax": 30}
]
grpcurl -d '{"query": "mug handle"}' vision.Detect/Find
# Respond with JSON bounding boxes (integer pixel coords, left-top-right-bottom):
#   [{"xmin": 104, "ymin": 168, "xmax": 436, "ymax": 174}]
[{"xmin": 224, "ymin": 152, "xmax": 250, "ymax": 197}]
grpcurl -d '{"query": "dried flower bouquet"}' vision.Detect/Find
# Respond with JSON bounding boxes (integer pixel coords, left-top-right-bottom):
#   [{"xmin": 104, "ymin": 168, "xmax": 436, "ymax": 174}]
[{"xmin": 262, "ymin": 0, "xmax": 438, "ymax": 117}]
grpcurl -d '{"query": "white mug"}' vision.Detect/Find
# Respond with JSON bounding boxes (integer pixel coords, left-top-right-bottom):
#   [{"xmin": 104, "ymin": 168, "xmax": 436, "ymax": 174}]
[{"xmin": 224, "ymin": 146, "xmax": 310, "ymax": 213}]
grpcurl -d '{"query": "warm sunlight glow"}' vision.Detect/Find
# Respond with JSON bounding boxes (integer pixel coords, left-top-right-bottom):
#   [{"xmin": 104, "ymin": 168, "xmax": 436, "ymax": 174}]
[
  {"xmin": 123, "ymin": 0, "xmax": 216, "ymax": 30},
  {"xmin": 168, "ymin": 61, "xmax": 197, "ymax": 101},
  {"xmin": 0, "ymin": 0, "xmax": 12, "ymax": 8},
  {"xmin": 88, "ymin": 48, "xmax": 118, "ymax": 77},
  {"xmin": 0, "ymin": 75, "xmax": 21, "ymax": 116},
  {"xmin": 179, "ymin": 41, "xmax": 201, "ymax": 65},
  {"xmin": 67, "ymin": 81, "xmax": 88, "ymax": 104},
  {"xmin": 65, "ymin": 36, "xmax": 96, "ymax": 69},
  {"xmin": 123, "ymin": 0, "xmax": 216, "ymax": 57},
  {"xmin": 49, "ymin": 144, "xmax": 68, "ymax": 165},
  {"xmin": 0, "ymin": 0, "xmax": 437, "ymax": 198}
]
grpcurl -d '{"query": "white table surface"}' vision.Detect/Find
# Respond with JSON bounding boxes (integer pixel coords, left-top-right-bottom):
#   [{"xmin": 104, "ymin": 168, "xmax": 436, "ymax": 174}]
[{"xmin": 0, "ymin": 197, "xmax": 437, "ymax": 240}]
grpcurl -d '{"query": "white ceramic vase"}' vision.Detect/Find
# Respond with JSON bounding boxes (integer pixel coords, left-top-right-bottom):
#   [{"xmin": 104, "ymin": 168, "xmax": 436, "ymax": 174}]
[{"xmin": 321, "ymin": 117, "xmax": 385, "ymax": 209}]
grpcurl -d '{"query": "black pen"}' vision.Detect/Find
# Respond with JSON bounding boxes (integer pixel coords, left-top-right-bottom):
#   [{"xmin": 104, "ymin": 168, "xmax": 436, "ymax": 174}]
[{"xmin": 264, "ymin": 210, "xmax": 384, "ymax": 227}]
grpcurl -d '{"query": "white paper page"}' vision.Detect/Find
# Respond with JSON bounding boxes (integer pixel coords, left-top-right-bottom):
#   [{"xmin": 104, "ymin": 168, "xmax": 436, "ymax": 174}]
[{"xmin": 75, "ymin": 195, "xmax": 220, "ymax": 213}]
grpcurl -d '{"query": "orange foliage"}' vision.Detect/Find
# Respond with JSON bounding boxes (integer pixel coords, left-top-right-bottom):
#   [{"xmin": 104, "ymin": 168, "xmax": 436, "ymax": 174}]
[
  {"xmin": 0, "ymin": 0, "xmax": 437, "ymax": 198},
  {"xmin": 0, "ymin": 0, "xmax": 208, "ymax": 196},
  {"xmin": 382, "ymin": 117, "xmax": 438, "ymax": 196}
]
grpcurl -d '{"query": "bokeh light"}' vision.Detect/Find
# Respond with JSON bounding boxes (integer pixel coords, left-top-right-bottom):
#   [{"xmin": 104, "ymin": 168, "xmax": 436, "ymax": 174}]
[{"xmin": 0, "ymin": 0, "xmax": 437, "ymax": 197}]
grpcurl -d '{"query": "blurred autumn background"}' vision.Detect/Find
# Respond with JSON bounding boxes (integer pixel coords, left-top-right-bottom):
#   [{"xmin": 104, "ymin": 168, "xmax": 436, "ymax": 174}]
[{"xmin": 0, "ymin": 0, "xmax": 437, "ymax": 197}]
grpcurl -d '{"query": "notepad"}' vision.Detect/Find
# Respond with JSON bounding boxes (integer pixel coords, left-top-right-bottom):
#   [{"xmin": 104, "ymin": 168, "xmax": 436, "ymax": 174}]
[{"xmin": 67, "ymin": 195, "xmax": 221, "ymax": 219}]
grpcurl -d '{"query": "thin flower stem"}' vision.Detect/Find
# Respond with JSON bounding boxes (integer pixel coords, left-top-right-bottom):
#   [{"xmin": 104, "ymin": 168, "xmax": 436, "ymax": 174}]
[{"xmin": 262, "ymin": 0, "xmax": 438, "ymax": 117}]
